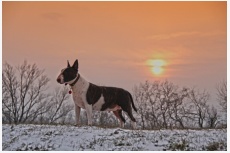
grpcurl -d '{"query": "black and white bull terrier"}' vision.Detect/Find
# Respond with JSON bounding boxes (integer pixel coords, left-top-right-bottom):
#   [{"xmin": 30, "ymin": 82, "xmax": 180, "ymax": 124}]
[{"xmin": 57, "ymin": 59, "xmax": 137, "ymax": 129}]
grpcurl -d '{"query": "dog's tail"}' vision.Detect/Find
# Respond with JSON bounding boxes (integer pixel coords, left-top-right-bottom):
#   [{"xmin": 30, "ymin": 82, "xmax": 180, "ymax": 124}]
[{"xmin": 128, "ymin": 92, "xmax": 138, "ymax": 112}]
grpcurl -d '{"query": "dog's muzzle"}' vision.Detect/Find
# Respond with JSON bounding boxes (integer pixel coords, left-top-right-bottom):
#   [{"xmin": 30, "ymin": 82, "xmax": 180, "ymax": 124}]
[
  {"xmin": 57, "ymin": 78, "xmax": 67, "ymax": 85},
  {"xmin": 57, "ymin": 74, "xmax": 64, "ymax": 84}
]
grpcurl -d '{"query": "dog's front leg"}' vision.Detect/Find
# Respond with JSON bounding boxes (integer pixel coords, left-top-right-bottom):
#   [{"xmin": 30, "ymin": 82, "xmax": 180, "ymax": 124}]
[
  {"xmin": 75, "ymin": 104, "xmax": 81, "ymax": 126},
  {"xmin": 85, "ymin": 104, "xmax": 93, "ymax": 126}
]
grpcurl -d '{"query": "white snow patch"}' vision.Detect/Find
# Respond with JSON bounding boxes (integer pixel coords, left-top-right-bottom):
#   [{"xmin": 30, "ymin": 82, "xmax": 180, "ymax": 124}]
[{"xmin": 2, "ymin": 124, "xmax": 227, "ymax": 151}]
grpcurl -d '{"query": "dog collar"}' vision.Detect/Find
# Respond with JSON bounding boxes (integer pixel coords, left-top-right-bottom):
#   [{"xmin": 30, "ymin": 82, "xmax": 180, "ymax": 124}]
[{"xmin": 69, "ymin": 74, "xmax": 80, "ymax": 87}]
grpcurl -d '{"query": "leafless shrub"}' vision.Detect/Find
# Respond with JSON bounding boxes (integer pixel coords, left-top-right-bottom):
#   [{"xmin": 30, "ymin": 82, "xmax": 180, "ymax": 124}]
[
  {"xmin": 133, "ymin": 80, "xmax": 191, "ymax": 129},
  {"xmin": 216, "ymin": 80, "xmax": 227, "ymax": 112},
  {"xmin": 2, "ymin": 61, "xmax": 50, "ymax": 124},
  {"xmin": 47, "ymin": 87, "xmax": 73, "ymax": 124},
  {"xmin": 206, "ymin": 106, "xmax": 218, "ymax": 128},
  {"xmin": 2, "ymin": 61, "xmax": 73, "ymax": 125},
  {"xmin": 132, "ymin": 80, "xmax": 223, "ymax": 130},
  {"xmin": 187, "ymin": 89, "xmax": 210, "ymax": 128}
]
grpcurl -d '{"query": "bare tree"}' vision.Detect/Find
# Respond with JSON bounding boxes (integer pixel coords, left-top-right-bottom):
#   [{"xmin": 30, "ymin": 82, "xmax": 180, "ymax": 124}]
[
  {"xmin": 133, "ymin": 80, "xmax": 217, "ymax": 129},
  {"xmin": 145, "ymin": 81, "xmax": 161, "ymax": 129},
  {"xmin": 188, "ymin": 89, "xmax": 209, "ymax": 128},
  {"xmin": 133, "ymin": 80, "xmax": 190, "ymax": 129},
  {"xmin": 47, "ymin": 87, "xmax": 73, "ymax": 124},
  {"xmin": 2, "ymin": 61, "xmax": 75, "ymax": 125},
  {"xmin": 133, "ymin": 81, "xmax": 161, "ymax": 129},
  {"xmin": 2, "ymin": 61, "xmax": 50, "ymax": 124},
  {"xmin": 167, "ymin": 87, "xmax": 190, "ymax": 129},
  {"xmin": 158, "ymin": 80, "xmax": 177, "ymax": 129},
  {"xmin": 206, "ymin": 105, "xmax": 218, "ymax": 128},
  {"xmin": 216, "ymin": 80, "xmax": 227, "ymax": 113},
  {"xmin": 133, "ymin": 81, "xmax": 149, "ymax": 129}
]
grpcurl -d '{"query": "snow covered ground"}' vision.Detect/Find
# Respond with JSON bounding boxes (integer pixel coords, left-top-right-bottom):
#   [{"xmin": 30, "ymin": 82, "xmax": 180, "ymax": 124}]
[{"xmin": 2, "ymin": 124, "xmax": 227, "ymax": 151}]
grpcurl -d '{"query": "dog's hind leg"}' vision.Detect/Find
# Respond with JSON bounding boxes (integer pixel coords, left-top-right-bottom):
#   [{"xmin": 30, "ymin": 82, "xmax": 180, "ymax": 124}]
[
  {"xmin": 122, "ymin": 105, "xmax": 137, "ymax": 129},
  {"xmin": 113, "ymin": 110, "xmax": 125, "ymax": 128},
  {"xmin": 124, "ymin": 111, "xmax": 136, "ymax": 129}
]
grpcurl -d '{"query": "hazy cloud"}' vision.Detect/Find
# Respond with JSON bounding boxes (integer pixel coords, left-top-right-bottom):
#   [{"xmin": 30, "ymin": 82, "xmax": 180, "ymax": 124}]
[
  {"xmin": 41, "ymin": 12, "xmax": 63, "ymax": 21},
  {"xmin": 147, "ymin": 31, "xmax": 225, "ymax": 40}
]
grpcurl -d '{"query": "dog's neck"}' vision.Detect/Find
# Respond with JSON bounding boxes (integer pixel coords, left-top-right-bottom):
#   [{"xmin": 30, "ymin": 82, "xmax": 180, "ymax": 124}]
[
  {"xmin": 69, "ymin": 74, "xmax": 81, "ymax": 87},
  {"xmin": 70, "ymin": 73, "xmax": 89, "ymax": 92}
]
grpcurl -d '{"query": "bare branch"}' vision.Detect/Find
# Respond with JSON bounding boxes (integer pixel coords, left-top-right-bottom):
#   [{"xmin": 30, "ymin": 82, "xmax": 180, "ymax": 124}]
[
  {"xmin": 216, "ymin": 80, "xmax": 227, "ymax": 112},
  {"xmin": 2, "ymin": 60, "xmax": 50, "ymax": 124}
]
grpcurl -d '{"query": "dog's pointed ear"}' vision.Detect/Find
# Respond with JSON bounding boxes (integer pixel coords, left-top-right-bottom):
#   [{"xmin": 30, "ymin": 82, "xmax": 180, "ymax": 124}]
[
  {"xmin": 67, "ymin": 60, "xmax": 71, "ymax": 68},
  {"xmin": 72, "ymin": 59, "xmax": 78, "ymax": 70}
]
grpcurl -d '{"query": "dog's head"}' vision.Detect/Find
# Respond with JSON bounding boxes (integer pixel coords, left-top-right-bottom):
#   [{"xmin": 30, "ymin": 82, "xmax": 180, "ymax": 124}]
[{"xmin": 57, "ymin": 59, "xmax": 79, "ymax": 85}]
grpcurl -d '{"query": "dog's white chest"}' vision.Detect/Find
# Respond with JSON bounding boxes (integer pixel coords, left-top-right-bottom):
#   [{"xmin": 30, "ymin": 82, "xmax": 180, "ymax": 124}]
[
  {"xmin": 71, "ymin": 77, "xmax": 89, "ymax": 109},
  {"xmin": 72, "ymin": 91, "xmax": 85, "ymax": 109}
]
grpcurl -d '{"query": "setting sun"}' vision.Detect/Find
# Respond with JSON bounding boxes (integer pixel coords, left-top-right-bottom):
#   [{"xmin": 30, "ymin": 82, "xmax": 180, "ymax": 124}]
[
  {"xmin": 152, "ymin": 66, "xmax": 163, "ymax": 75},
  {"xmin": 147, "ymin": 59, "xmax": 167, "ymax": 76}
]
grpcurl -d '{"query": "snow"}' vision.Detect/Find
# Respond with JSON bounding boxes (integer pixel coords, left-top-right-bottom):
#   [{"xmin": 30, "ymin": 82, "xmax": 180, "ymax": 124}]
[{"xmin": 2, "ymin": 124, "xmax": 227, "ymax": 151}]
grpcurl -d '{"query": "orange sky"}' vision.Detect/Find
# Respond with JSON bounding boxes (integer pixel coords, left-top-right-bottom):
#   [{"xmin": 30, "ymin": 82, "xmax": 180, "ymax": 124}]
[{"xmin": 2, "ymin": 1, "xmax": 227, "ymax": 104}]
